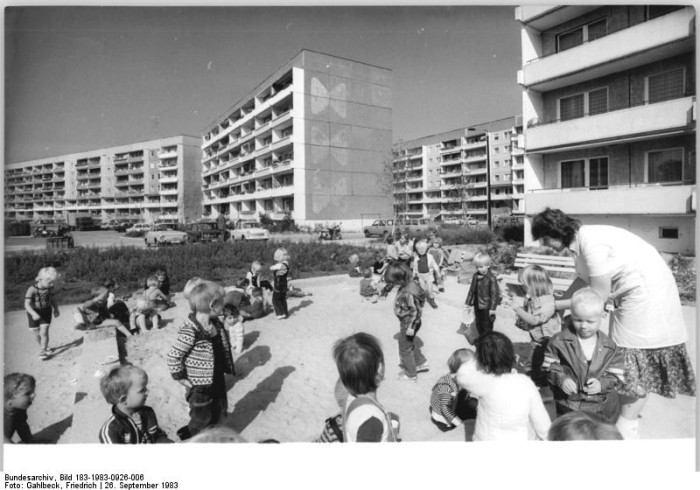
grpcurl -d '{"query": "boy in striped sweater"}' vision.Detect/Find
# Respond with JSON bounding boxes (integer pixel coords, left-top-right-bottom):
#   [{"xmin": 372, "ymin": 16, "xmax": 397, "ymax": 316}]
[
  {"xmin": 430, "ymin": 349, "xmax": 478, "ymax": 431},
  {"xmin": 167, "ymin": 280, "xmax": 235, "ymax": 439}
]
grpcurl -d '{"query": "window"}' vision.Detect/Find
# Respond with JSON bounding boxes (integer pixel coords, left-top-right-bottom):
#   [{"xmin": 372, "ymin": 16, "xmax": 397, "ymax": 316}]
[
  {"xmin": 561, "ymin": 160, "xmax": 585, "ymax": 188},
  {"xmin": 557, "ymin": 18, "xmax": 607, "ymax": 52},
  {"xmin": 659, "ymin": 227, "xmax": 679, "ymax": 239},
  {"xmin": 646, "ymin": 68, "xmax": 685, "ymax": 104},
  {"xmin": 589, "ymin": 157, "xmax": 608, "ymax": 189},
  {"xmin": 647, "ymin": 148, "xmax": 683, "ymax": 183},
  {"xmin": 559, "ymin": 88, "xmax": 608, "ymax": 121},
  {"xmin": 561, "ymin": 157, "xmax": 608, "ymax": 189},
  {"xmin": 646, "ymin": 5, "xmax": 682, "ymax": 21}
]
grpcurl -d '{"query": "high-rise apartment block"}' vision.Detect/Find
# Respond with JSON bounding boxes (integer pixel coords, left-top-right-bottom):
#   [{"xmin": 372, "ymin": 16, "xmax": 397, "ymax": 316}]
[
  {"xmin": 4, "ymin": 135, "xmax": 202, "ymax": 223},
  {"xmin": 391, "ymin": 116, "xmax": 524, "ymax": 224},
  {"xmin": 516, "ymin": 5, "xmax": 696, "ymax": 253},
  {"xmin": 200, "ymin": 49, "xmax": 393, "ymax": 229}
]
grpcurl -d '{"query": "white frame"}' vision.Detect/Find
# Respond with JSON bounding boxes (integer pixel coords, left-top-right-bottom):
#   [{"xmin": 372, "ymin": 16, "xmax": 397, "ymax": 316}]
[
  {"xmin": 559, "ymin": 155, "xmax": 609, "ymax": 189},
  {"xmin": 556, "ymin": 17, "xmax": 608, "ymax": 52},
  {"xmin": 557, "ymin": 86, "xmax": 609, "ymax": 121},
  {"xmin": 644, "ymin": 147, "xmax": 685, "ymax": 183},
  {"xmin": 644, "ymin": 67, "xmax": 686, "ymax": 104}
]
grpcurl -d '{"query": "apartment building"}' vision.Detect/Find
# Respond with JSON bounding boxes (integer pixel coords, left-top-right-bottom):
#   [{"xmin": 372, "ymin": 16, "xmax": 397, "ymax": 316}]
[
  {"xmin": 516, "ymin": 5, "xmax": 696, "ymax": 253},
  {"xmin": 200, "ymin": 49, "xmax": 393, "ymax": 230},
  {"xmin": 4, "ymin": 135, "xmax": 202, "ymax": 223},
  {"xmin": 392, "ymin": 116, "xmax": 524, "ymax": 224}
]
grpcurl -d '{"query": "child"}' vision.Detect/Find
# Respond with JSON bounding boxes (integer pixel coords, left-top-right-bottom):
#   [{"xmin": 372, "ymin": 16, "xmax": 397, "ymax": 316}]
[
  {"xmin": 167, "ymin": 280, "xmax": 235, "ymax": 439},
  {"xmin": 98, "ymin": 364, "xmax": 170, "ymax": 443},
  {"xmin": 333, "ymin": 332, "xmax": 399, "ymax": 442},
  {"xmin": 223, "ymin": 303, "xmax": 245, "ymax": 355},
  {"xmin": 130, "ymin": 296, "xmax": 161, "ymax": 332},
  {"xmin": 456, "ymin": 332, "xmax": 551, "ymax": 441},
  {"xmin": 396, "ymin": 234, "xmax": 414, "ymax": 266},
  {"xmin": 240, "ymin": 287, "xmax": 266, "ymax": 321},
  {"xmin": 430, "ymin": 349, "xmax": 478, "ymax": 430},
  {"xmin": 371, "ymin": 251, "xmax": 389, "ymax": 276},
  {"xmin": 74, "ymin": 278, "xmax": 125, "ymax": 331},
  {"xmin": 359, "ymin": 267, "xmax": 379, "ymax": 303},
  {"xmin": 385, "ymin": 263, "xmax": 429, "ymax": 381},
  {"xmin": 145, "ymin": 274, "xmax": 170, "ymax": 312},
  {"xmin": 428, "ymin": 237, "xmax": 448, "ymax": 292},
  {"xmin": 548, "ymin": 411, "xmax": 623, "ymax": 441},
  {"xmin": 465, "ymin": 252, "xmax": 500, "ymax": 336},
  {"xmin": 510, "ymin": 265, "xmax": 561, "ymax": 386},
  {"xmin": 543, "ymin": 288, "xmax": 624, "ymax": 423},
  {"xmin": 155, "ymin": 268, "xmax": 171, "ymax": 297},
  {"xmin": 25, "ymin": 267, "xmax": 60, "ymax": 360},
  {"xmin": 412, "ymin": 239, "xmax": 439, "ymax": 309},
  {"xmin": 246, "ymin": 260, "xmax": 273, "ymax": 295},
  {"xmin": 4, "ymin": 373, "xmax": 36, "ymax": 443},
  {"xmin": 270, "ymin": 248, "xmax": 290, "ymax": 320},
  {"xmin": 348, "ymin": 254, "xmax": 362, "ymax": 277}
]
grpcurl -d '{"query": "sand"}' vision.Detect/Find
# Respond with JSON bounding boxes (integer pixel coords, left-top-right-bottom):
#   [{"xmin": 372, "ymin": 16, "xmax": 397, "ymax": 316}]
[{"xmin": 3, "ymin": 272, "xmax": 696, "ymax": 443}]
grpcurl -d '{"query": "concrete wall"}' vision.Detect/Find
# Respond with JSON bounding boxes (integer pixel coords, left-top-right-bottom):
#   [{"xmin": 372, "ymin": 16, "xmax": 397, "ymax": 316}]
[{"xmin": 180, "ymin": 137, "xmax": 204, "ymax": 222}]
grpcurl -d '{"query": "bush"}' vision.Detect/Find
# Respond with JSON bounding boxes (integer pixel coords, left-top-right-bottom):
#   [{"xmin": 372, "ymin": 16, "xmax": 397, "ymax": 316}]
[
  {"xmin": 258, "ymin": 212, "xmax": 299, "ymax": 233},
  {"xmin": 671, "ymin": 255, "xmax": 696, "ymax": 303},
  {"xmin": 479, "ymin": 241, "xmax": 520, "ymax": 274},
  {"xmin": 496, "ymin": 224, "xmax": 524, "ymax": 243},
  {"xmin": 4, "ymin": 241, "xmax": 377, "ymax": 310}
]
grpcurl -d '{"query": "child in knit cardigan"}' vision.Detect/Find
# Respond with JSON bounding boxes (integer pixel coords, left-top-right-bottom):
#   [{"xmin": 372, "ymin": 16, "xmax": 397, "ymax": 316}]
[{"xmin": 167, "ymin": 280, "xmax": 234, "ymax": 440}]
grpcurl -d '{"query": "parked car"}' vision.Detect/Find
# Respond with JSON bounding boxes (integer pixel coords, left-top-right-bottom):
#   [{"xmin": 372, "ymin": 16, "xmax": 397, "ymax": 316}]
[
  {"xmin": 363, "ymin": 218, "xmax": 433, "ymax": 238},
  {"xmin": 186, "ymin": 221, "xmax": 228, "ymax": 243},
  {"xmin": 101, "ymin": 219, "xmax": 120, "ymax": 230},
  {"xmin": 441, "ymin": 217, "xmax": 465, "ymax": 225},
  {"xmin": 144, "ymin": 224, "xmax": 189, "ymax": 247},
  {"xmin": 125, "ymin": 223, "xmax": 152, "ymax": 237},
  {"xmin": 230, "ymin": 221, "xmax": 269, "ymax": 241},
  {"xmin": 114, "ymin": 219, "xmax": 139, "ymax": 233}
]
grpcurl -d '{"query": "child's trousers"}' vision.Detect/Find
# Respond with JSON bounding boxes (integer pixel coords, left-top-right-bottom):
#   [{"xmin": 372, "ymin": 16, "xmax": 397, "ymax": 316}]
[
  {"xmin": 398, "ymin": 320, "xmax": 427, "ymax": 377},
  {"xmin": 525, "ymin": 338, "xmax": 549, "ymax": 386},
  {"xmin": 272, "ymin": 291, "xmax": 288, "ymax": 317},
  {"xmin": 186, "ymin": 384, "xmax": 228, "ymax": 436},
  {"xmin": 474, "ymin": 307, "xmax": 494, "ymax": 336},
  {"xmin": 416, "ymin": 272, "xmax": 435, "ymax": 300}
]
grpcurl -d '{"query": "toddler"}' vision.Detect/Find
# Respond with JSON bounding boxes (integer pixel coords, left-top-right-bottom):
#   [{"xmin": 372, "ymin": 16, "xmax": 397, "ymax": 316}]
[
  {"xmin": 510, "ymin": 265, "xmax": 561, "ymax": 385},
  {"xmin": 223, "ymin": 303, "xmax": 245, "ymax": 355},
  {"xmin": 4, "ymin": 373, "xmax": 36, "ymax": 443},
  {"xmin": 25, "ymin": 267, "xmax": 60, "ymax": 360},
  {"xmin": 386, "ymin": 263, "xmax": 429, "ymax": 381},
  {"xmin": 348, "ymin": 254, "xmax": 362, "ymax": 278},
  {"xmin": 99, "ymin": 364, "xmax": 169, "ymax": 443},
  {"xmin": 428, "ymin": 237, "xmax": 447, "ymax": 292},
  {"xmin": 145, "ymin": 275, "xmax": 171, "ymax": 312},
  {"xmin": 543, "ymin": 288, "xmax": 624, "ymax": 423},
  {"xmin": 130, "ymin": 296, "xmax": 161, "ymax": 331},
  {"xmin": 359, "ymin": 267, "xmax": 379, "ymax": 303},
  {"xmin": 155, "ymin": 268, "xmax": 171, "ymax": 297},
  {"xmin": 246, "ymin": 261, "xmax": 273, "ymax": 304},
  {"xmin": 412, "ymin": 239, "xmax": 439, "ymax": 309},
  {"xmin": 430, "ymin": 349, "xmax": 478, "ymax": 430},
  {"xmin": 465, "ymin": 252, "xmax": 500, "ymax": 336},
  {"xmin": 333, "ymin": 332, "xmax": 399, "ymax": 442},
  {"xmin": 167, "ymin": 280, "xmax": 235, "ymax": 439},
  {"xmin": 270, "ymin": 248, "xmax": 290, "ymax": 319}
]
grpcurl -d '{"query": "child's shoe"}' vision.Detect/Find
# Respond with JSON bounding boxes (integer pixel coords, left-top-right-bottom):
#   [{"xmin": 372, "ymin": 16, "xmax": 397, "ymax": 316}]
[
  {"xmin": 416, "ymin": 362, "xmax": 430, "ymax": 373},
  {"xmin": 39, "ymin": 350, "xmax": 50, "ymax": 361},
  {"xmin": 276, "ymin": 315, "xmax": 286, "ymax": 320},
  {"xmin": 397, "ymin": 372, "xmax": 417, "ymax": 381}
]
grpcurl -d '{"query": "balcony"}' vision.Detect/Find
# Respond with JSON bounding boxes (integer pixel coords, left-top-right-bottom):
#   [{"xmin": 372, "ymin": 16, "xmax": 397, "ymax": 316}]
[
  {"xmin": 160, "ymin": 187, "xmax": 179, "ymax": 196},
  {"xmin": 158, "ymin": 149, "xmax": 178, "ymax": 159},
  {"xmin": 515, "ymin": 5, "xmax": 600, "ymax": 30},
  {"xmin": 160, "ymin": 174, "xmax": 179, "ymax": 183},
  {"xmin": 464, "ymin": 154, "xmax": 487, "ymax": 163},
  {"xmin": 527, "ymin": 96, "xmax": 695, "ymax": 152},
  {"xmin": 520, "ymin": 7, "xmax": 695, "ymax": 91},
  {"xmin": 526, "ymin": 182, "xmax": 695, "ymax": 216}
]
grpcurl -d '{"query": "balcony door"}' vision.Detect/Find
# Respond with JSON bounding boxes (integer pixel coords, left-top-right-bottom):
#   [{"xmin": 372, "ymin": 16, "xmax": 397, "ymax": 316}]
[
  {"xmin": 647, "ymin": 148, "xmax": 683, "ymax": 183},
  {"xmin": 560, "ymin": 157, "xmax": 608, "ymax": 190}
]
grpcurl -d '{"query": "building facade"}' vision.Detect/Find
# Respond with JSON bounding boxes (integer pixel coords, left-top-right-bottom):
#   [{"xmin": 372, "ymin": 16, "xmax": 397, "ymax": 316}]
[
  {"xmin": 4, "ymin": 135, "xmax": 202, "ymax": 223},
  {"xmin": 200, "ymin": 49, "xmax": 393, "ymax": 230},
  {"xmin": 391, "ymin": 116, "xmax": 524, "ymax": 225},
  {"xmin": 516, "ymin": 5, "xmax": 696, "ymax": 253}
]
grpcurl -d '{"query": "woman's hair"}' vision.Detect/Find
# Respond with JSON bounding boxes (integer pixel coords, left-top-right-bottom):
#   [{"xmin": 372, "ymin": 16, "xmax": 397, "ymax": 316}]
[
  {"xmin": 473, "ymin": 252, "xmax": 492, "ymax": 267},
  {"xmin": 332, "ymin": 332, "xmax": 384, "ymax": 396},
  {"xmin": 531, "ymin": 207, "xmax": 581, "ymax": 247},
  {"xmin": 99, "ymin": 364, "xmax": 147, "ymax": 405},
  {"xmin": 448, "ymin": 348, "xmax": 475, "ymax": 374},
  {"xmin": 146, "ymin": 275, "xmax": 160, "ymax": 288},
  {"xmin": 475, "ymin": 331, "xmax": 515, "ymax": 376},
  {"xmin": 273, "ymin": 248, "xmax": 288, "ymax": 262},
  {"xmin": 36, "ymin": 267, "xmax": 59, "ymax": 283},
  {"xmin": 518, "ymin": 265, "xmax": 554, "ymax": 297},
  {"xmin": 384, "ymin": 262, "xmax": 409, "ymax": 286},
  {"xmin": 4, "ymin": 373, "xmax": 36, "ymax": 401},
  {"xmin": 361, "ymin": 267, "xmax": 373, "ymax": 279},
  {"xmin": 183, "ymin": 277, "xmax": 204, "ymax": 300},
  {"xmin": 188, "ymin": 280, "xmax": 225, "ymax": 314},
  {"xmin": 548, "ymin": 411, "xmax": 623, "ymax": 441}
]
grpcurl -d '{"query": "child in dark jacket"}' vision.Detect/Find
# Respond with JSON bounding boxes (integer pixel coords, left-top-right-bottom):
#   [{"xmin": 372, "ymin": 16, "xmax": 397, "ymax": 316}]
[
  {"xmin": 465, "ymin": 252, "xmax": 500, "ymax": 336},
  {"xmin": 543, "ymin": 288, "xmax": 624, "ymax": 423},
  {"xmin": 430, "ymin": 349, "xmax": 478, "ymax": 431},
  {"xmin": 99, "ymin": 365, "xmax": 170, "ymax": 443},
  {"xmin": 386, "ymin": 263, "xmax": 429, "ymax": 381}
]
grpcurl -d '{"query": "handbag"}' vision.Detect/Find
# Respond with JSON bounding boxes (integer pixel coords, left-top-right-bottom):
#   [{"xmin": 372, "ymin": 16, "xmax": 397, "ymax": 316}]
[{"xmin": 458, "ymin": 307, "xmax": 479, "ymax": 345}]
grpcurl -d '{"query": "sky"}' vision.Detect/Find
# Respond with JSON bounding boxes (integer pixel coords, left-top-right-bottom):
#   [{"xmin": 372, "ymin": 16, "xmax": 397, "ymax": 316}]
[{"xmin": 4, "ymin": 5, "xmax": 522, "ymax": 163}]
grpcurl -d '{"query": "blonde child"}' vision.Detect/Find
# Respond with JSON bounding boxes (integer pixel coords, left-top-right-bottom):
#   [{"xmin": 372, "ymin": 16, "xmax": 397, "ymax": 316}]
[
  {"xmin": 167, "ymin": 280, "xmax": 235, "ymax": 439},
  {"xmin": 270, "ymin": 248, "xmax": 290, "ymax": 319},
  {"xmin": 246, "ymin": 261, "xmax": 273, "ymax": 308},
  {"xmin": 129, "ymin": 296, "xmax": 161, "ymax": 332},
  {"xmin": 428, "ymin": 237, "xmax": 448, "ymax": 292},
  {"xmin": 99, "ymin": 364, "xmax": 170, "ymax": 443},
  {"xmin": 510, "ymin": 265, "xmax": 561, "ymax": 385},
  {"xmin": 144, "ymin": 274, "xmax": 170, "ymax": 313},
  {"xmin": 465, "ymin": 252, "xmax": 500, "ymax": 336},
  {"xmin": 412, "ymin": 239, "xmax": 439, "ymax": 309},
  {"xmin": 430, "ymin": 349, "xmax": 478, "ymax": 430},
  {"xmin": 25, "ymin": 267, "xmax": 60, "ymax": 360},
  {"xmin": 348, "ymin": 254, "xmax": 362, "ymax": 278},
  {"xmin": 223, "ymin": 303, "xmax": 245, "ymax": 355},
  {"xmin": 543, "ymin": 288, "xmax": 624, "ymax": 423},
  {"xmin": 4, "ymin": 373, "xmax": 36, "ymax": 443},
  {"xmin": 359, "ymin": 267, "xmax": 379, "ymax": 303}
]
